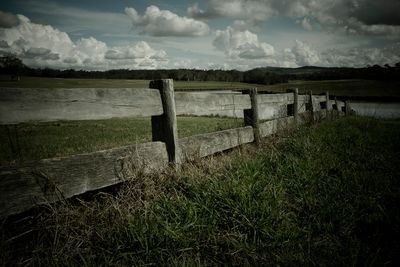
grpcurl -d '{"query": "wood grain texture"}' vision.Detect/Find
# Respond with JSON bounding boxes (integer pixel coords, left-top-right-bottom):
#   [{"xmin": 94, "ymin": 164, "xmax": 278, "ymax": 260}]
[
  {"xmin": 258, "ymin": 93, "xmax": 294, "ymax": 105},
  {"xmin": 258, "ymin": 104, "xmax": 288, "ymax": 120},
  {"xmin": 0, "ymin": 88, "xmax": 163, "ymax": 124},
  {"xmin": 179, "ymin": 126, "xmax": 254, "ymax": 161},
  {"xmin": 0, "ymin": 141, "xmax": 168, "ymax": 218},
  {"xmin": 174, "ymin": 92, "xmax": 251, "ymax": 116},
  {"xmin": 150, "ymin": 79, "xmax": 181, "ymax": 165},
  {"xmin": 313, "ymin": 95, "xmax": 327, "ymax": 102},
  {"xmin": 243, "ymin": 88, "xmax": 260, "ymax": 144}
]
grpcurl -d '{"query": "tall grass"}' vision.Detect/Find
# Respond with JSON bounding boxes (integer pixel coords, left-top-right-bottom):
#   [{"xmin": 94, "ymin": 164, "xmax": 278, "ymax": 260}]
[
  {"xmin": 0, "ymin": 116, "xmax": 242, "ymax": 165},
  {"xmin": 1, "ymin": 117, "xmax": 400, "ymax": 266}
]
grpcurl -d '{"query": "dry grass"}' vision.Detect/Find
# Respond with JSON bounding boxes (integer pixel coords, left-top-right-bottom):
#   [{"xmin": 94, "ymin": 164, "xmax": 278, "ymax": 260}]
[{"xmin": 1, "ymin": 117, "xmax": 400, "ymax": 266}]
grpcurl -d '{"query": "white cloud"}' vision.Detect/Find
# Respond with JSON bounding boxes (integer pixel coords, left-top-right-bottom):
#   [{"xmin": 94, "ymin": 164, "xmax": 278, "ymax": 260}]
[
  {"xmin": 105, "ymin": 41, "xmax": 168, "ymax": 62},
  {"xmin": 213, "ymin": 26, "xmax": 275, "ymax": 59},
  {"xmin": 300, "ymin": 17, "xmax": 313, "ymax": 31},
  {"xmin": 212, "ymin": 26, "xmax": 277, "ymax": 70},
  {"xmin": 289, "ymin": 40, "xmax": 321, "ymax": 66},
  {"xmin": 125, "ymin": 5, "xmax": 209, "ymax": 37},
  {"xmin": 0, "ymin": 14, "xmax": 168, "ymax": 70},
  {"xmin": 322, "ymin": 44, "xmax": 400, "ymax": 67}
]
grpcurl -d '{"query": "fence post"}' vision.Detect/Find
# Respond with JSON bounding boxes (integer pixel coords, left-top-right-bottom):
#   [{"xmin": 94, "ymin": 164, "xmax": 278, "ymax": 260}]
[
  {"xmin": 243, "ymin": 88, "xmax": 260, "ymax": 145},
  {"xmin": 345, "ymin": 100, "xmax": 351, "ymax": 116},
  {"xmin": 287, "ymin": 88, "xmax": 299, "ymax": 124},
  {"xmin": 334, "ymin": 97, "xmax": 339, "ymax": 117},
  {"xmin": 150, "ymin": 79, "xmax": 181, "ymax": 168},
  {"xmin": 325, "ymin": 91, "xmax": 331, "ymax": 119},
  {"xmin": 308, "ymin": 90, "xmax": 314, "ymax": 123}
]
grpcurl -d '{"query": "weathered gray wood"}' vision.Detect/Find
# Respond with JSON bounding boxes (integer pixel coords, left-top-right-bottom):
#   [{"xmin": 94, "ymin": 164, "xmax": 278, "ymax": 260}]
[
  {"xmin": 258, "ymin": 104, "xmax": 288, "ymax": 120},
  {"xmin": 179, "ymin": 126, "xmax": 254, "ymax": 161},
  {"xmin": 0, "ymin": 88, "xmax": 163, "ymax": 124},
  {"xmin": 175, "ymin": 92, "xmax": 251, "ymax": 116},
  {"xmin": 0, "ymin": 141, "xmax": 168, "ymax": 218},
  {"xmin": 243, "ymin": 88, "xmax": 260, "ymax": 144},
  {"xmin": 325, "ymin": 92, "xmax": 331, "ymax": 119},
  {"xmin": 334, "ymin": 97, "xmax": 339, "ymax": 111},
  {"xmin": 308, "ymin": 91, "xmax": 315, "ymax": 122},
  {"xmin": 313, "ymin": 95, "xmax": 327, "ymax": 102},
  {"xmin": 259, "ymin": 117, "xmax": 295, "ymax": 137},
  {"xmin": 286, "ymin": 88, "xmax": 299, "ymax": 123},
  {"xmin": 345, "ymin": 100, "xmax": 351, "ymax": 116},
  {"xmin": 258, "ymin": 93, "xmax": 294, "ymax": 105},
  {"xmin": 296, "ymin": 95, "xmax": 308, "ymax": 113},
  {"xmin": 325, "ymin": 92, "xmax": 331, "ymax": 111},
  {"xmin": 150, "ymin": 79, "xmax": 181, "ymax": 166}
]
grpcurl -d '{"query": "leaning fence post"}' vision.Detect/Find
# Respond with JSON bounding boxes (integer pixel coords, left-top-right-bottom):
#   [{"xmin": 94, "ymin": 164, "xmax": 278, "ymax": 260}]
[
  {"xmin": 287, "ymin": 88, "xmax": 299, "ymax": 124},
  {"xmin": 150, "ymin": 79, "xmax": 181, "ymax": 168},
  {"xmin": 334, "ymin": 97, "xmax": 339, "ymax": 117},
  {"xmin": 345, "ymin": 100, "xmax": 351, "ymax": 116},
  {"xmin": 325, "ymin": 91, "xmax": 331, "ymax": 119},
  {"xmin": 308, "ymin": 90, "xmax": 314, "ymax": 123},
  {"xmin": 243, "ymin": 88, "xmax": 260, "ymax": 144}
]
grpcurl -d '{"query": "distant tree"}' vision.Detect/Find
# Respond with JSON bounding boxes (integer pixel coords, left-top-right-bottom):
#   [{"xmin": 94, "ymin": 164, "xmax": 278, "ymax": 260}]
[{"xmin": 0, "ymin": 54, "xmax": 24, "ymax": 81}]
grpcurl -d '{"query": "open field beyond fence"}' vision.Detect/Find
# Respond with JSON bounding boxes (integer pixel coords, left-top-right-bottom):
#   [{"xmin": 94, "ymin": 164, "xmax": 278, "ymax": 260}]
[{"xmin": 1, "ymin": 76, "xmax": 399, "ymax": 97}]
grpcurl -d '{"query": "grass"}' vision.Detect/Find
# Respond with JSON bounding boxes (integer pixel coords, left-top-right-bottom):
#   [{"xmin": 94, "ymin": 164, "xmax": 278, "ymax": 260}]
[
  {"xmin": 1, "ymin": 116, "xmax": 400, "ymax": 266},
  {"xmin": 263, "ymin": 79, "xmax": 400, "ymax": 97},
  {"xmin": 1, "ymin": 76, "xmax": 399, "ymax": 96},
  {"xmin": 0, "ymin": 76, "xmax": 258, "ymax": 91},
  {"xmin": 0, "ymin": 116, "xmax": 243, "ymax": 165}
]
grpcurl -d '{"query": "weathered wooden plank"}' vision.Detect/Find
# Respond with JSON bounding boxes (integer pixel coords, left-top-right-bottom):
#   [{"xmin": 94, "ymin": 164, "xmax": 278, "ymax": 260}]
[
  {"xmin": 313, "ymin": 95, "xmax": 327, "ymax": 102},
  {"xmin": 258, "ymin": 93, "xmax": 294, "ymax": 105},
  {"xmin": 258, "ymin": 104, "xmax": 288, "ymax": 120},
  {"xmin": 179, "ymin": 126, "xmax": 254, "ymax": 161},
  {"xmin": 175, "ymin": 92, "xmax": 251, "ymax": 116},
  {"xmin": 0, "ymin": 88, "xmax": 163, "ymax": 124},
  {"xmin": 0, "ymin": 141, "xmax": 168, "ymax": 218},
  {"xmin": 259, "ymin": 117, "xmax": 295, "ymax": 137},
  {"xmin": 150, "ymin": 79, "xmax": 181, "ymax": 166},
  {"xmin": 297, "ymin": 95, "xmax": 309, "ymax": 113},
  {"xmin": 243, "ymin": 88, "xmax": 260, "ymax": 144}
]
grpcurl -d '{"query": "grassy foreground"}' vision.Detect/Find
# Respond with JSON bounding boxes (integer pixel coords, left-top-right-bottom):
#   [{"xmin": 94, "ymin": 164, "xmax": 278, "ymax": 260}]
[
  {"xmin": 0, "ymin": 116, "xmax": 242, "ymax": 165},
  {"xmin": 1, "ymin": 117, "xmax": 400, "ymax": 266}
]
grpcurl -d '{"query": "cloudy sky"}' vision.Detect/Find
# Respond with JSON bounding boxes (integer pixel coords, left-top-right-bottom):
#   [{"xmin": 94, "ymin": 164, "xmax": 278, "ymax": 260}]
[{"xmin": 0, "ymin": 0, "xmax": 399, "ymax": 70}]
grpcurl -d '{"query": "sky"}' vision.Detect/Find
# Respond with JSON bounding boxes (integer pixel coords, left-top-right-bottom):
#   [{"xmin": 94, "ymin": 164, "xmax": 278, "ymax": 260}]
[{"xmin": 0, "ymin": 0, "xmax": 400, "ymax": 71}]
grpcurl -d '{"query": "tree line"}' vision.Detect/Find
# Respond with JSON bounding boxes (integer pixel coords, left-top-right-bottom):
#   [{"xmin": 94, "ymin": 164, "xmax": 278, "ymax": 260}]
[
  {"xmin": 0, "ymin": 54, "xmax": 288, "ymax": 85},
  {"xmin": 1, "ymin": 54, "xmax": 400, "ymax": 84}
]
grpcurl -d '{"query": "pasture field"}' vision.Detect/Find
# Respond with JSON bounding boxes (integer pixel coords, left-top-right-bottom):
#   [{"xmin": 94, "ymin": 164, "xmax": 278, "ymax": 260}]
[
  {"xmin": 1, "ymin": 76, "xmax": 399, "ymax": 96},
  {"xmin": 1, "ymin": 117, "xmax": 400, "ymax": 266},
  {"xmin": 0, "ymin": 116, "xmax": 243, "ymax": 165}
]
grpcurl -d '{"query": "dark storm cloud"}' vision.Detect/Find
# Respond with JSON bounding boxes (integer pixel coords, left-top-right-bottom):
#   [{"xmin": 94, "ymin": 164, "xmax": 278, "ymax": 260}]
[
  {"xmin": 353, "ymin": 0, "xmax": 400, "ymax": 26},
  {"xmin": 24, "ymin": 47, "xmax": 60, "ymax": 60},
  {"xmin": 0, "ymin": 10, "xmax": 20, "ymax": 28}
]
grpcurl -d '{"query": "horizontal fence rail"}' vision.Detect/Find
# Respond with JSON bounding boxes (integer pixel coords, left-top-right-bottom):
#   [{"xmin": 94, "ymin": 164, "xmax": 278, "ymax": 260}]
[
  {"xmin": 180, "ymin": 126, "xmax": 254, "ymax": 161},
  {"xmin": 0, "ymin": 88, "xmax": 163, "ymax": 124},
  {"xmin": 175, "ymin": 91, "xmax": 251, "ymax": 117},
  {"xmin": 0, "ymin": 80, "xmax": 349, "ymax": 218},
  {"xmin": 0, "ymin": 141, "xmax": 168, "ymax": 218}
]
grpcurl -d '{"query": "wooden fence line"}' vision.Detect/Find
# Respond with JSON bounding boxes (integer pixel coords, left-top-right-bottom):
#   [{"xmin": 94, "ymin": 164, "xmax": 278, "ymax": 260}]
[{"xmin": 0, "ymin": 79, "xmax": 347, "ymax": 218}]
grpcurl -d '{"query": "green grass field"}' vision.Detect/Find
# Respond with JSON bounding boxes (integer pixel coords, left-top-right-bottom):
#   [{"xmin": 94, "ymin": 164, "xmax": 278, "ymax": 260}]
[
  {"xmin": 1, "ymin": 76, "xmax": 399, "ymax": 96},
  {"xmin": 0, "ymin": 116, "xmax": 243, "ymax": 165},
  {"xmin": 2, "ymin": 117, "xmax": 399, "ymax": 266}
]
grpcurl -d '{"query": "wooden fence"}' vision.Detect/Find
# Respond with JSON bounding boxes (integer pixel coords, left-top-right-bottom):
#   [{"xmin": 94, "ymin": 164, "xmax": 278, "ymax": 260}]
[{"xmin": 0, "ymin": 79, "xmax": 348, "ymax": 218}]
